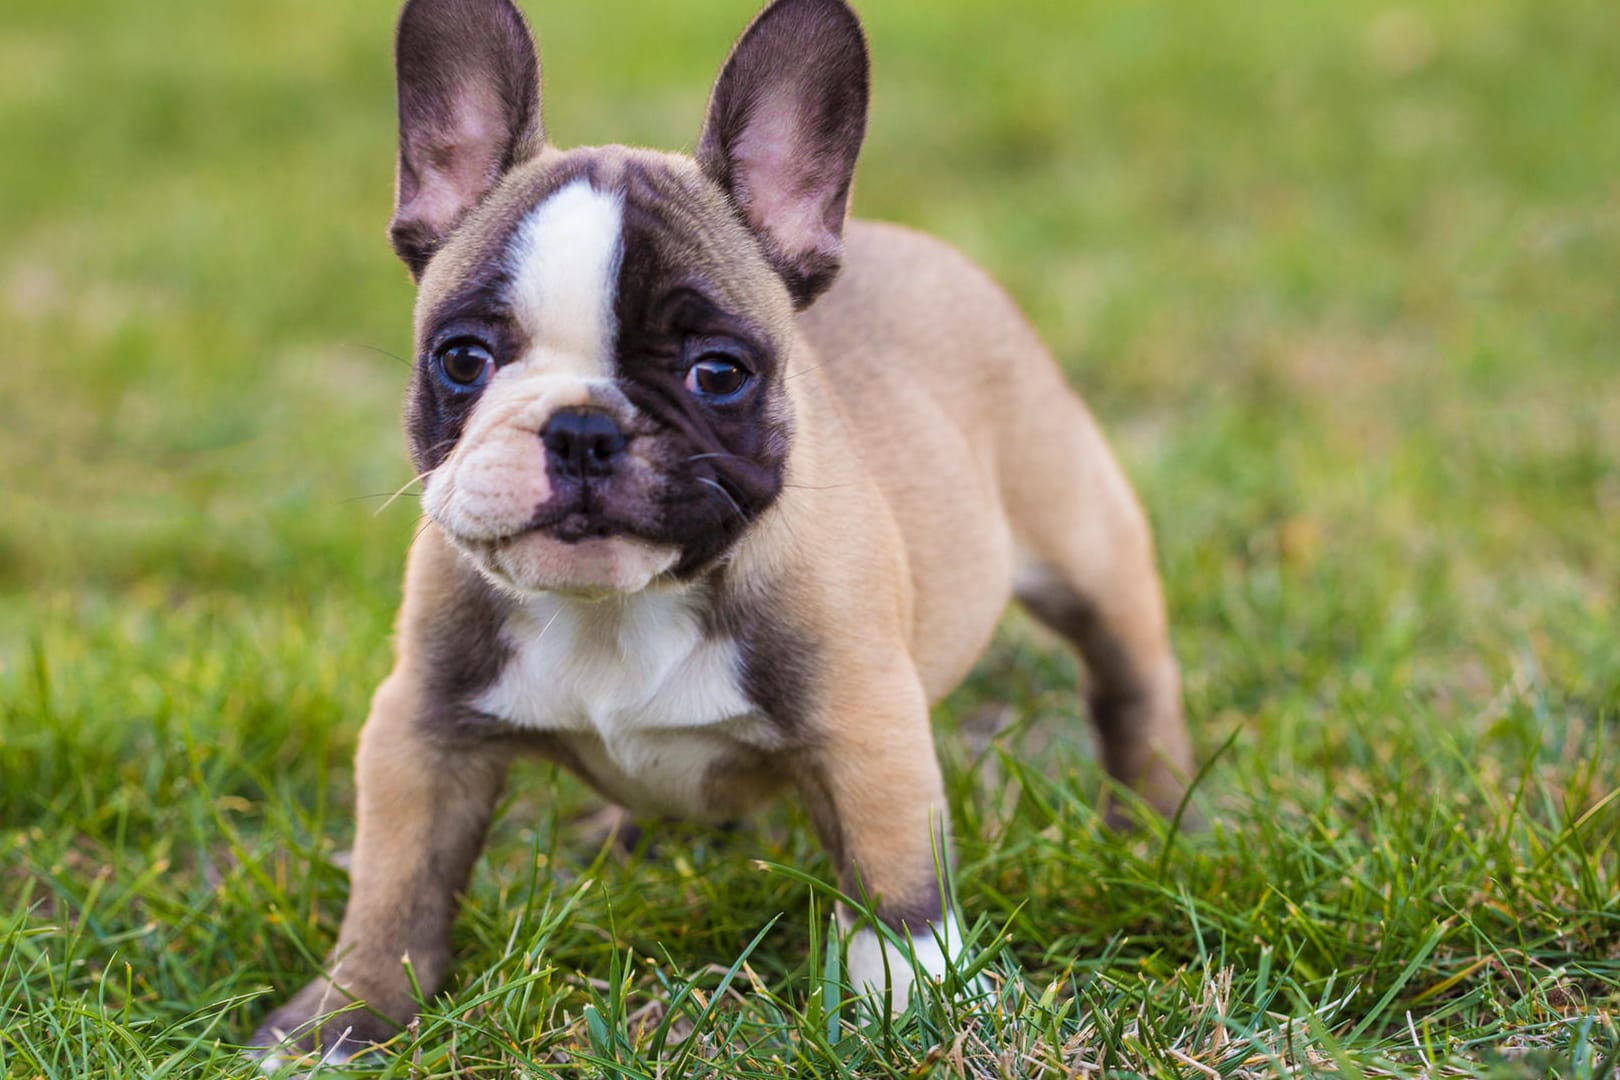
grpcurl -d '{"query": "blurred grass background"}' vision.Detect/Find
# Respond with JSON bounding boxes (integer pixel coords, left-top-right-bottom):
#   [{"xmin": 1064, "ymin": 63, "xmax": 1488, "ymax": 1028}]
[{"xmin": 1, "ymin": 0, "xmax": 1617, "ymax": 1075}]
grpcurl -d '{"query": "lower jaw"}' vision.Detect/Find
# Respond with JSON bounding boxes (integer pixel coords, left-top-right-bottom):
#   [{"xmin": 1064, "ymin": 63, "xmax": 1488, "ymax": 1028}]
[{"xmin": 473, "ymin": 530, "xmax": 680, "ymax": 595}]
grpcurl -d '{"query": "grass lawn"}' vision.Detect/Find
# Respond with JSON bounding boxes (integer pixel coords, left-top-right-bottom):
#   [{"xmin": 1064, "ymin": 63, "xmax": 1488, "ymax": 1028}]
[{"xmin": 2, "ymin": 0, "xmax": 1617, "ymax": 1075}]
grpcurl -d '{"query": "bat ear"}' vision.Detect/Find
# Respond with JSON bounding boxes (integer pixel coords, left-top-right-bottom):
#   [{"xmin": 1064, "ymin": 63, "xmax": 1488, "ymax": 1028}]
[
  {"xmin": 388, "ymin": 0, "xmax": 543, "ymax": 279},
  {"xmin": 696, "ymin": 0, "xmax": 870, "ymax": 308}
]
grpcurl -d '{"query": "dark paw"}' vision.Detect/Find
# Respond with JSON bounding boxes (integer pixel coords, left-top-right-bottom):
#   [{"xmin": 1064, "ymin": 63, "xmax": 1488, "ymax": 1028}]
[{"xmin": 249, "ymin": 978, "xmax": 404, "ymax": 1070}]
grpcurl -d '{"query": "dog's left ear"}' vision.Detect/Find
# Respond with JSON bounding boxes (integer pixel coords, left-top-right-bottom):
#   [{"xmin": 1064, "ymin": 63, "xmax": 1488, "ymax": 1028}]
[
  {"xmin": 697, "ymin": 0, "xmax": 870, "ymax": 309},
  {"xmin": 390, "ymin": 0, "xmax": 544, "ymax": 279}
]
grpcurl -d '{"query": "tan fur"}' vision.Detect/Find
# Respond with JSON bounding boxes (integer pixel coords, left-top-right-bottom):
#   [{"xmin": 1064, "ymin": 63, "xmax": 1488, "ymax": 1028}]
[
  {"xmin": 259, "ymin": 229, "xmax": 1186, "ymax": 1054},
  {"xmin": 751, "ymin": 220, "xmax": 1191, "ymax": 912},
  {"xmin": 794, "ymin": 223, "xmax": 1191, "ymax": 812},
  {"xmin": 255, "ymin": 220, "xmax": 1191, "ymax": 1053},
  {"xmin": 252, "ymin": 0, "xmax": 1192, "ymax": 1057},
  {"xmin": 254, "ymin": 537, "xmax": 513, "ymax": 1051}
]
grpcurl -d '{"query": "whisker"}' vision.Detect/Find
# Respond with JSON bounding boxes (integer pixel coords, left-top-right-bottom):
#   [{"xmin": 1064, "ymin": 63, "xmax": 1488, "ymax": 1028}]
[
  {"xmin": 784, "ymin": 362, "xmax": 825, "ymax": 382},
  {"xmin": 341, "ymin": 491, "xmax": 422, "ymax": 506},
  {"xmin": 768, "ymin": 489, "xmax": 808, "ymax": 551},
  {"xmin": 697, "ymin": 476, "xmax": 748, "ymax": 525},
  {"xmin": 345, "ymin": 341, "xmax": 414, "ymax": 370},
  {"xmin": 420, "ymin": 436, "xmax": 459, "ymax": 460},
  {"xmin": 375, "ymin": 470, "xmax": 434, "ymax": 517},
  {"xmin": 532, "ymin": 605, "xmax": 565, "ymax": 645},
  {"xmin": 686, "ymin": 447, "xmax": 852, "ymax": 494}
]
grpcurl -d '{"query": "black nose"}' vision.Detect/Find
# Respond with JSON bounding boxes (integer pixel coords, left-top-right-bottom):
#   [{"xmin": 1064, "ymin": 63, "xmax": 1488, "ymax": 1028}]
[{"xmin": 542, "ymin": 408, "xmax": 625, "ymax": 478}]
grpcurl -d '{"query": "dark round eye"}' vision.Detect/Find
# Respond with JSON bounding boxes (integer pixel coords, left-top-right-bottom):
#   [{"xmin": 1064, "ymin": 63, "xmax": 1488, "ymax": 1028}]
[
  {"xmin": 684, "ymin": 355, "xmax": 751, "ymax": 401},
  {"xmin": 436, "ymin": 340, "xmax": 494, "ymax": 388}
]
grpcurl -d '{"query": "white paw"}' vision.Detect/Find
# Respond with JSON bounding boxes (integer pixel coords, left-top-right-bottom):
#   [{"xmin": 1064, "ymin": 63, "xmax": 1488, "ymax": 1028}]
[
  {"xmin": 253, "ymin": 1031, "xmax": 362, "ymax": 1078},
  {"xmin": 844, "ymin": 914, "xmax": 981, "ymax": 1012}
]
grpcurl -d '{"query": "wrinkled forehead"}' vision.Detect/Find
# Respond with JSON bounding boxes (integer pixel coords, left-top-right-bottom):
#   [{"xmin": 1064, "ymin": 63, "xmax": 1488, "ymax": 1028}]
[{"xmin": 413, "ymin": 146, "xmax": 791, "ymax": 356}]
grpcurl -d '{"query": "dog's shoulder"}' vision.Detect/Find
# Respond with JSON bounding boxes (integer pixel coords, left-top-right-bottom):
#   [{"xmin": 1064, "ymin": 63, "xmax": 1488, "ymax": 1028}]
[{"xmin": 800, "ymin": 219, "xmax": 1049, "ymax": 376}]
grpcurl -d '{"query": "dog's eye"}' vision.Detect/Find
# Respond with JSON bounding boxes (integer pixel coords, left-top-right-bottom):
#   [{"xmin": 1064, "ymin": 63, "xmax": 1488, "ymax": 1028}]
[
  {"xmin": 437, "ymin": 340, "xmax": 494, "ymax": 388},
  {"xmin": 684, "ymin": 355, "xmax": 751, "ymax": 401}
]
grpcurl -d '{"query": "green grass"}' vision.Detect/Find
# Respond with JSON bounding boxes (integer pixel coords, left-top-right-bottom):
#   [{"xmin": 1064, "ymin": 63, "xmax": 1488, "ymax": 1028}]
[{"xmin": 2, "ymin": 0, "xmax": 1617, "ymax": 1075}]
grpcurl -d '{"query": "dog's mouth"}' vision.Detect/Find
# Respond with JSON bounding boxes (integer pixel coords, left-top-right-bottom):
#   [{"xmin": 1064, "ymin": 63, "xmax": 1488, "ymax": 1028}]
[
  {"xmin": 454, "ymin": 517, "xmax": 639, "ymax": 557},
  {"xmin": 525, "ymin": 499, "xmax": 648, "ymax": 545},
  {"xmin": 433, "ymin": 486, "xmax": 648, "ymax": 551},
  {"xmin": 444, "ymin": 512, "xmax": 679, "ymax": 597}
]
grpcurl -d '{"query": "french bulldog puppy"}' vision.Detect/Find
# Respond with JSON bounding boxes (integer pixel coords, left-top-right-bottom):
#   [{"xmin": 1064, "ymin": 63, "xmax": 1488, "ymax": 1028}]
[{"xmin": 252, "ymin": 0, "xmax": 1192, "ymax": 1060}]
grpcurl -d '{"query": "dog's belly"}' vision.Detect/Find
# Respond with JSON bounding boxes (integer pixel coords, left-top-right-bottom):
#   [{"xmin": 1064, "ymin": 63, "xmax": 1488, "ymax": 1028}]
[
  {"xmin": 547, "ymin": 727, "xmax": 782, "ymax": 821},
  {"xmin": 473, "ymin": 588, "xmax": 780, "ymax": 820}
]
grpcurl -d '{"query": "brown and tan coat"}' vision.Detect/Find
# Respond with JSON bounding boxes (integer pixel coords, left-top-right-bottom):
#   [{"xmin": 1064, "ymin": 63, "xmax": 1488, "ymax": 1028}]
[{"xmin": 252, "ymin": 0, "xmax": 1193, "ymax": 1061}]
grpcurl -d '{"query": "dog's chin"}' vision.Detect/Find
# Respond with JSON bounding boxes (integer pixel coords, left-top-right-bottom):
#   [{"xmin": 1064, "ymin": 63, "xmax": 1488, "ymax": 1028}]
[{"xmin": 462, "ymin": 530, "xmax": 681, "ymax": 597}]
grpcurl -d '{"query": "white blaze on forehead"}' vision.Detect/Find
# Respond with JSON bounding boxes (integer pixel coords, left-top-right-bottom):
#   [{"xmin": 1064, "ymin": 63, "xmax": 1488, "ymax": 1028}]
[{"xmin": 506, "ymin": 179, "xmax": 624, "ymax": 376}]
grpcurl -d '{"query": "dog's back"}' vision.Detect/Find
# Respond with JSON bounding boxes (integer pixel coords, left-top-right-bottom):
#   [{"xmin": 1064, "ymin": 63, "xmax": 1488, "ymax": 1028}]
[{"xmin": 798, "ymin": 219, "xmax": 1190, "ymax": 810}]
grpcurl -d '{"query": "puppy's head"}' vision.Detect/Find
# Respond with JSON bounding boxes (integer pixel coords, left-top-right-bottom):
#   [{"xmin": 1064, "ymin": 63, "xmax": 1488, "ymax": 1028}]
[{"xmin": 389, "ymin": 0, "xmax": 868, "ymax": 595}]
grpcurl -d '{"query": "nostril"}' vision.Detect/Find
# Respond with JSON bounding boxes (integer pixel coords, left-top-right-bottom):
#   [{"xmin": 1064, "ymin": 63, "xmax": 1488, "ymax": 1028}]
[
  {"xmin": 585, "ymin": 429, "xmax": 624, "ymax": 463},
  {"xmin": 542, "ymin": 408, "xmax": 624, "ymax": 478},
  {"xmin": 542, "ymin": 427, "xmax": 572, "ymax": 458}
]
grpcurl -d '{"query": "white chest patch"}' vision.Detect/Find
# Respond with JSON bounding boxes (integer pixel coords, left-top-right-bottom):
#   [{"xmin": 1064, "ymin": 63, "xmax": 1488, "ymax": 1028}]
[{"xmin": 476, "ymin": 589, "xmax": 762, "ymax": 817}]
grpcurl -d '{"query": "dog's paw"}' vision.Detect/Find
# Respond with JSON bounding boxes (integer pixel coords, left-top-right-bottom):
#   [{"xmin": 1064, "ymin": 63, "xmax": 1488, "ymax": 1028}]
[
  {"xmin": 845, "ymin": 917, "xmax": 985, "ymax": 1015},
  {"xmin": 249, "ymin": 978, "xmax": 401, "ymax": 1075}
]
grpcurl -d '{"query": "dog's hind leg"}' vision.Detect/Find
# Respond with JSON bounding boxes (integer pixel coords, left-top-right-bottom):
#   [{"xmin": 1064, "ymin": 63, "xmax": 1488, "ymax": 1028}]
[{"xmin": 1001, "ymin": 390, "xmax": 1192, "ymax": 824}]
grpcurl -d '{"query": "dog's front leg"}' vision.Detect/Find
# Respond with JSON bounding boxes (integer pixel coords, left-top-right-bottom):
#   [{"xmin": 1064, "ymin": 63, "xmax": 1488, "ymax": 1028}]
[
  {"xmin": 797, "ymin": 660, "xmax": 968, "ymax": 1012},
  {"xmin": 252, "ymin": 675, "xmax": 509, "ymax": 1061}
]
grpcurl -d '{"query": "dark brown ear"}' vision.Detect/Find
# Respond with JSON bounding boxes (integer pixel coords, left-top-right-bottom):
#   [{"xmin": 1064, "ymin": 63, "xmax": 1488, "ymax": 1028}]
[
  {"xmin": 389, "ymin": 0, "xmax": 543, "ymax": 279},
  {"xmin": 696, "ymin": 0, "xmax": 870, "ymax": 308}
]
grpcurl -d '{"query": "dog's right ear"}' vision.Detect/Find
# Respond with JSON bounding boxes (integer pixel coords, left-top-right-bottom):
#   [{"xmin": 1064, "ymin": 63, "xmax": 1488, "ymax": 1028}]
[{"xmin": 389, "ymin": 0, "xmax": 543, "ymax": 280}]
